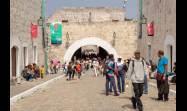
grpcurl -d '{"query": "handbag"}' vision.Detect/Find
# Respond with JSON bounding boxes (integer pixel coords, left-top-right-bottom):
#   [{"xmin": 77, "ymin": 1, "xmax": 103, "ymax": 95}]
[
  {"xmin": 156, "ymin": 73, "xmax": 164, "ymax": 80},
  {"xmin": 114, "ymin": 62, "xmax": 118, "ymax": 76}
]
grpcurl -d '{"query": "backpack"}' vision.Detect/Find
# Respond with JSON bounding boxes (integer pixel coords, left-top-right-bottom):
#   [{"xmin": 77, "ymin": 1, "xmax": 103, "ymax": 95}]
[
  {"xmin": 132, "ymin": 59, "xmax": 144, "ymax": 68},
  {"xmin": 131, "ymin": 59, "xmax": 145, "ymax": 73}
]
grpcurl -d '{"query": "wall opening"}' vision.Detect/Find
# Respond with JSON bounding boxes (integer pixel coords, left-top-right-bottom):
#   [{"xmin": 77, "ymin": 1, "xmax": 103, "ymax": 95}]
[
  {"xmin": 71, "ymin": 45, "xmax": 108, "ymax": 61},
  {"xmin": 23, "ymin": 47, "xmax": 28, "ymax": 67},
  {"xmin": 11, "ymin": 47, "xmax": 17, "ymax": 77},
  {"xmin": 167, "ymin": 45, "xmax": 173, "ymax": 72},
  {"xmin": 33, "ymin": 46, "xmax": 37, "ymax": 64},
  {"xmin": 64, "ymin": 37, "xmax": 119, "ymax": 63}
]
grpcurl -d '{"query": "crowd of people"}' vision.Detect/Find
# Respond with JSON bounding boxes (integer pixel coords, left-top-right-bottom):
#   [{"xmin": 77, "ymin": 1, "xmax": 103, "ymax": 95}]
[
  {"xmin": 103, "ymin": 50, "xmax": 176, "ymax": 111},
  {"xmin": 63, "ymin": 57, "xmax": 106, "ymax": 81},
  {"xmin": 21, "ymin": 63, "xmax": 45, "ymax": 81},
  {"xmin": 20, "ymin": 50, "xmax": 176, "ymax": 111}
]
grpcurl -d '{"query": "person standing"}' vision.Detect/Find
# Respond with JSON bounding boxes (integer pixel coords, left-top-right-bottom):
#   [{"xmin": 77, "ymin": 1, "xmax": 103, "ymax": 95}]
[
  {"xmin": 40, "ymin": 65, "xmax": 45, "ymax": 79},
  {"xmin": 104, "ymin": 56, "xmax": 113, "ymax": 92},
  {"xmin": 105, "ymin": 54, "xmax": 119, "ymax": 96},
  {"xmin": 156, "ymin": 50, "xmax": 169, "ymax": 101},
  {"xmin": 143, "ymin": 61, "xmax": 150, "ymax": 94},
  {"xmin": 127, "ymin": 51, "xmax": 146, "ymax": 111},
  {"xmin": 116, "ymin": 58, "xmax": 126, "ymax": 94}
]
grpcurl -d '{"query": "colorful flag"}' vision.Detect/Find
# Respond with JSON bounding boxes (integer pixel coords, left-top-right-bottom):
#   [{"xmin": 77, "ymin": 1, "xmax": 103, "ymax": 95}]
[
  {"xmin": 147, "ymin": 22, "xmax": 154, "ymax": 36},
  {"xmin": 31, "ymin": 24, "xmax": 38, "ymax": 39},
  {"xmin": 50, "ymin": 22, "xmax": 62, "ymax": 44}
]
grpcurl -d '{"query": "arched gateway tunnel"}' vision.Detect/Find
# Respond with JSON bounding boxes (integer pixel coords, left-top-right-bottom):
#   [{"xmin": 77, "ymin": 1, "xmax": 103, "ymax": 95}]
[{"xmin": 47, "ymin": 7, "xmax": 138, "ymax": 62}]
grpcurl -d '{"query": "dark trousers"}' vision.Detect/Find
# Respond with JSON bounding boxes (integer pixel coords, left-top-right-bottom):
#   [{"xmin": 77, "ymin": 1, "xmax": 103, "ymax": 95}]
[
  {"xmin": 78, "ymin": 72, "xmax": 81, "ymax": 79},
  {"xmin": 106, "ymin": 76, "xmax": 118, "ymax": 95},
  {"xmin": 72, "ymin": 70, "xmax": 75, "ymax": 79},
  {"xmin": 132, "ymin": 83, "xmax": 144, "ymax": 108},
  {"xmin": 157, "ymin": 78, "xmax": 169, "ymax": 99},
  {"xmin": 67, "ymin": 71, "xmax": 72, "ymax": 80},
  {"xmin": 117, "ymin": 74, "xmax": 125, "ymax": 93},
  {"xmin": 109, "ymin": 81, "xmax": 113, "ymax": 92}
]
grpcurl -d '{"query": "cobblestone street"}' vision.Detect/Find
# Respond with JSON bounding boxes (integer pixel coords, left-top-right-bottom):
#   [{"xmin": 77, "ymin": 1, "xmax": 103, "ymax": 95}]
[{"xmin": 10, "ymin": 70, "xmax": 176, "ymax": 111}]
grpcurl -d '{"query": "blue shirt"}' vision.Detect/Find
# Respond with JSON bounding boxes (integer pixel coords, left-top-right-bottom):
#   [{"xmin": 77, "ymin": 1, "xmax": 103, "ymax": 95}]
[{"xmin": 157, "ymin": 56, "xmax": 168, "ymax": 74}]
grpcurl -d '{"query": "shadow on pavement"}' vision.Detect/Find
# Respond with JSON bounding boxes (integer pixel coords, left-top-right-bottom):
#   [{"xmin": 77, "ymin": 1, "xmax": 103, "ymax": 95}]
[
  {"xmin": 121, "ymin": 104, "xmax": 134, "ymax": 109},
  {"xmin": 118, "ymin": 96, "xmax": 131, "ymax": 100}
]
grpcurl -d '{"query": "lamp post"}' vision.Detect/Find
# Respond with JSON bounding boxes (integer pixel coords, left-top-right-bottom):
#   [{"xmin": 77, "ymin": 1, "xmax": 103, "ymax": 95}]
[
  {"xmin": 39, "ymin": 0, "xmax": 48, "ymax": 74},
  {"xmin": 138, "ymin": 0, "xmax": 147, "ymax": 39}
]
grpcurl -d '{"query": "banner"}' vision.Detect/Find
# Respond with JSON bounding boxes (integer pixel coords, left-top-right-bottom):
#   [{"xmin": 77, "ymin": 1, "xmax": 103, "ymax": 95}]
[
  {"xmin": 31, "ymin": 24, "xmax": 38, "ymax": 39},
  {"xmin": 147, "ymin": 22, "xmax": 154, "ymax": 36},
  {"xmin": 50, "ymin": 22, "xmax": 62, "ymax": 44}
]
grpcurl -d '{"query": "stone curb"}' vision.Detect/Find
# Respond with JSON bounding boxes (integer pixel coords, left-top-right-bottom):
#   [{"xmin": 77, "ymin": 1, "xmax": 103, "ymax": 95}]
[
  {"xmin": 10, "ymin": 74, "xmax": 65, "ymax": 105},
  {"xmin": 149, "ymin": 82, "xmax": 176, "ymax": 95}
]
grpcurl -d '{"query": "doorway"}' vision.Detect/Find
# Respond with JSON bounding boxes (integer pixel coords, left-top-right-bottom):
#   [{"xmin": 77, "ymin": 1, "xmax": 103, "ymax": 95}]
[
  {"xmin": 167, "ymin": 45, "xmax": 173, "ymax": 72},
  {"xmin": 12, "ymin": 47, "xmax": 17, "ymax": 77},
  {"xmin": 23, "ymin": 47, "xmax": 28, "ymax": 67}
]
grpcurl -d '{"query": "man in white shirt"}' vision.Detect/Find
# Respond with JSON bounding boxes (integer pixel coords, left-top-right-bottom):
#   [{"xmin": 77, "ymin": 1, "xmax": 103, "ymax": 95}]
[{"xmin": 127, "ymin": 50, "xmax": 146, "ymax": 111}]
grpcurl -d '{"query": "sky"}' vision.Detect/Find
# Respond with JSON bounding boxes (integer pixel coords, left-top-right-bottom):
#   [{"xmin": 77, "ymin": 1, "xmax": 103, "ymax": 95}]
[{"xmin": 45, "ymin": 0, "xmax": 138, "ymax": 19}]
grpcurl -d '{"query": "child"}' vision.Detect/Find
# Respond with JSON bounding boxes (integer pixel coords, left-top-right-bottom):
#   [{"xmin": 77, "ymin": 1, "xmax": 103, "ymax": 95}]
[{"xmin": 40, "ymin": 65, "xmax": 45, "ymax": 79}]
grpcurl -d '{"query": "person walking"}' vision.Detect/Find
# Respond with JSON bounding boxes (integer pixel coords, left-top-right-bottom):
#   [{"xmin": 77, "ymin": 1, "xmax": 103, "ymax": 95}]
[
  {"xmin": 71, "ymin": 62, "xmax": 76, "ymax": 80},
  {"xmin": 67, "ymin": 62, "xmax": 73, "ymax": 80},
  {"xmin": 93, "ymin": 58, "xmax": 99, "ymax": 77},
  {"xmin": 156, "ymin": 50, "xmax": 169, "ymax": 101},
  {"xmin": 127, "ymin": 51, "xmax": 146, "ymax": 111},
  {"xmin": 76, "ymin": 62, "xmax": 82, "ymax": 79},
  {"xmin": 116, "ymin": 58, "xmax": 126, "ymax": 94},
  {"xmin": 105, "ymin": 54, "xmax": 119, "ymax": 96}
]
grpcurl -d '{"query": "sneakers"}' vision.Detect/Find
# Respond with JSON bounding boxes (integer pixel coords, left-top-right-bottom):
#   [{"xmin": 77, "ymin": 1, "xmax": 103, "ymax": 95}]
[
  {"xmin": 164, "ymin": 98, "xmax": 169, "ymax": 101},
  {"xmin": 138, "ymin": 106, "xmax": 143, "ymax": 111},
  {"xmin": 156, "ymin": 98, "xmax": 163, "ymax": 101},
  {"xmin": 131, "ymin": 97, "xmax": 136, "ymax": 109},
  {"xmin": 114, "ymin": 93, "xmax": 120, "ymax": 96},
  {"xmin": 106, "ymin": 93, "xmax": 109, "ymax": 96}
]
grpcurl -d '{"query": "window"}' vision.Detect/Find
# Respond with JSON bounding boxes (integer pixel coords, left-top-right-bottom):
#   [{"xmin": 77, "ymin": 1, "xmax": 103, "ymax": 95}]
[
  {"xmin": 23, "ymin": 47, "xmax": 28, "ymax": 67},
  {"xmin": 112, "ymin": 19, "xmax": 119, "ymax": 22},
  {"xmin": 62, "ymin": 20, "xmax": 68, "ymax": 22}
]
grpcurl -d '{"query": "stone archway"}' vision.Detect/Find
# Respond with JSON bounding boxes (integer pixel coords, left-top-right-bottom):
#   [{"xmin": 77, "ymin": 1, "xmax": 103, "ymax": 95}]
[{"xmin": 63, "ymin": 37, "xmax": 119, "ymax": 63}]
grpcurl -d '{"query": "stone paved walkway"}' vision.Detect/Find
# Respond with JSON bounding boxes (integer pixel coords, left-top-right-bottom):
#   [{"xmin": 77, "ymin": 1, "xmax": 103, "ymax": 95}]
[
  {"xmin": 10, "ymin": 73, "xmax": 63, "ymax": 97},
  {"xmin": 10, "ymin": 69, "xmax": 176, "ymax": 111}
]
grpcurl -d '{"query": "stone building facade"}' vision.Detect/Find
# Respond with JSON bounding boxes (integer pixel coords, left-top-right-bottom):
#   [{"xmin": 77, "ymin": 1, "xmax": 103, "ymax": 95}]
[
  {"xmin": 47, "ymin": 7, "xmax": 138, "ymax": 63},
  {"xmin": 137, "ymin": 0, "xmax": 176, "ymax": 72},
  {"xmin": 10, "ymin": 0, "xmax": 45, "ymax": 81}
]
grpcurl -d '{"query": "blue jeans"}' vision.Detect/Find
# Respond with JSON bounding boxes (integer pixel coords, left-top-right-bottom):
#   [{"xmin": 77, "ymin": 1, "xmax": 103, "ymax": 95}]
[
  {"xmin": 106, "ymin": 76, "xmax": 118, "ymax": 95},
  {"xmin": 144, "ymin": 74, "xmax": 148, "ymax": 93},
  {"xmin": 109, "ymin": 81, "xmax": 113, "ymax": 92},
  {"xmin": 117, "ymin": 74, "xmax": 125, "ymax": 93}
]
